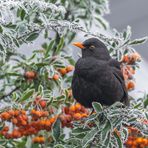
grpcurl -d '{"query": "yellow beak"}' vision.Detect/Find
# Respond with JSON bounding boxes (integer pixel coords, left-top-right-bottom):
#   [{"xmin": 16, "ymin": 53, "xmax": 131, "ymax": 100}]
[{"xmin": 72, "ymin": 42, "xmax": 85, "ymax": 49}]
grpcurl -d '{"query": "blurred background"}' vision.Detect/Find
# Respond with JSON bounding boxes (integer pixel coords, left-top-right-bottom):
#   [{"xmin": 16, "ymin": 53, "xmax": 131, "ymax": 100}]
[
  {"xmin": 104, "ymin": 0, "xmax": 148, "ymax": 96},
  {"xmin": 105, "ymin": 0, "xmax": 148, "ymax": 60}
]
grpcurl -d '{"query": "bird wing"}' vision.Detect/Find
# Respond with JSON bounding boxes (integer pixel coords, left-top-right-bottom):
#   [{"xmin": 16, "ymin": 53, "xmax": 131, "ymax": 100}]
[{"xmin": 109, "ymin": 59, "xmax": 129, "ymax": 105}]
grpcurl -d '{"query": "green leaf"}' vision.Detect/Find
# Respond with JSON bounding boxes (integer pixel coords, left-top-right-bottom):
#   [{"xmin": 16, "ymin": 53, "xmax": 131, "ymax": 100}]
[
  {"xmin": 0, "ymin": 140, "xmax": 6, "ymax": 146},
  {"xmin": 0, "ymin": 25, "xmax": 3, "ymax": 33},
  {"xmin": 45, "ymin": 40, "xmax": 55, "ymax": 58},
  {"xmin": 128, "ymin": 117, "xmax": 137, "ymax": 123},
  {"xmin": 20, "ymin": 9, "xmax": 26, "ymax": 20},
  {"xmin": 114, "ymin": 131, "xmax": 123, "ymax": 148},
  {"xmin": 82, "ymin": 127, "xmax": 98, "ymax": 147},
  {"xmin": 52, "ymin": 118, "xmax": 61, "ymax": 141},
  {"xmin": 26, "ymin": 32, "xmax": 39, "ymax": 41},
  {"xmin": 55, "ymin": 37, "xmax": 64, "ymax": 55},
  {"xmin": 6, "ymin": 72, "xmax": 22, "ymax": 76},
  {"xmin": 38, "ymin": 85, "xmax": 44, "ymax": 95},
  {"xmin": 19, "ymin": 89, "xmax": 34, "ymax": 102},
  {"xmin": 72, "ymin": 128, "xmax": 90, "ymax": 135},
  {"xmin": 101, "ymin": 120, "xmax": 112, "ymax": 141},
  {"xmin": 122, "ymin": 128, "xmax": 129, "ymax": 141},
  {"xmin": 144, "ymin": 96, "xmax": 148, "ymax": 108},
  {"xmin": 102, "ymin": 132, "xmax": 111, "ymax": 148},
  {"xmin": 129, "ymin": 37, "xmax": 148, "ymax": 45},
  {"xmin": 123, "ymin": 26, "xmax": 131, "ymax": 40},
  {"xmin": 92, "ymin": 102, "xmax": 103, "ymax": 113},
  {"xmin": 54, "ymin": 144, "xmax": 65, "ymax": 148}
]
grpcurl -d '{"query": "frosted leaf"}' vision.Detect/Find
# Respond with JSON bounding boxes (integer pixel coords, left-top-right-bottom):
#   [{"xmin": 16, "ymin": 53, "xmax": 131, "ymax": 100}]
[{"xmin": 0, "ymin": 0, "xmax": 66, "ymax": 25}]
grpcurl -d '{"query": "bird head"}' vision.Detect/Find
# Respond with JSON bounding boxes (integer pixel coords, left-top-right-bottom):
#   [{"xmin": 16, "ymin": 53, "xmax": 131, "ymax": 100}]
[{"xmin": 73, "ymin": 38, "xmax": 111, "ymax": 60}]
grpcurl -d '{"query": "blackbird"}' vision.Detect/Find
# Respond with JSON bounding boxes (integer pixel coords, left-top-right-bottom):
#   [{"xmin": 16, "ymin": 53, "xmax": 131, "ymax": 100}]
[{"xmin": 72, "ymin": 38, "xmax": 128, "ymax": 108}]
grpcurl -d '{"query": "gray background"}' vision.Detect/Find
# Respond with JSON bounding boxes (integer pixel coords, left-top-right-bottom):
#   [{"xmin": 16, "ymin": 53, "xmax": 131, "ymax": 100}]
[{"xmin": 105, "ymin": 0, "xmax": 148, "ymax": 60}]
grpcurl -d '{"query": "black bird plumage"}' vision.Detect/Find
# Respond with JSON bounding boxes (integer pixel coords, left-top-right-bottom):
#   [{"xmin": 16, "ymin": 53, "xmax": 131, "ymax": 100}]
[{"xmin": 72, "ymin": 38, "xmax": 128, "ymax": 108}]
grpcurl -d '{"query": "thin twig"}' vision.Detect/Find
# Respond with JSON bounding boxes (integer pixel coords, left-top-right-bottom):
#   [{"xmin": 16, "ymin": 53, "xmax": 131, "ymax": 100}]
[{"xmin": 0, "ymin": 86, "xmax": 20, "ymax": 100}]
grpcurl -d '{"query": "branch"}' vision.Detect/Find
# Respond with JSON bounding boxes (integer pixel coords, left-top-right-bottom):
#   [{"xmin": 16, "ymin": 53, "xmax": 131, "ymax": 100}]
[{"xmin": 0, "ymin": 86, "xmax": 20, "ymax": 100}]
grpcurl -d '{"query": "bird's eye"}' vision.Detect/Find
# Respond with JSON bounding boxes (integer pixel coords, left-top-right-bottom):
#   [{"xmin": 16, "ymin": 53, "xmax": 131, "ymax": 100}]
[{"xmin": 90, "ymin": 45, "xmax": 95, "ymax": 49}]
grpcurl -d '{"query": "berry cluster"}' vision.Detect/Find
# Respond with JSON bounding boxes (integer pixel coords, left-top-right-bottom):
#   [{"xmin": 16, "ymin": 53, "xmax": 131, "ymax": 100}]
[
  {"xmin": 53, "ymin": 65, "xmax": 74, "ymax": 80},
  {"xmin": 121, "ymin": 52, "xmax": 141, "ymax": 91},
  {"xmin": 125, "ymin": 136, "xmax": 148, "ymax": 148},
  {"xmin": 125, "ymin": 126, "xmax": 148, "ymax": 148},
  {"xmin": 0, "ymin": 103, "xmax": 89, "ymax": 143},
  {"xmin": 59, "ymin": 103, "xmax": 89, "ymax": 128},
  {"xmin": 0, "ymin": 109, "xmax": 57, "ymax": 141}
]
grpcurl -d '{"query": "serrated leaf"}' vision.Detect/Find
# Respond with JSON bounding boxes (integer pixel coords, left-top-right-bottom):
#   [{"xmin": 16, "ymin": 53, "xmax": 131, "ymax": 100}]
[
  {"xmin": 26, "ymin": 32, "xmax": 39, "ymax": 41},
  {"xmin": 19, "ymin": 89, "xmax": 34, "ymax": 102},
  {"xmin": 52, "ymin": 118, "xmax": 61, "ymax": 141},
  {"xmin": 82, "ymin": 127, "xmax": 98, "ymax": 147},
  {"xmin": 92, "ymin": 102, "xmax": 103, "ymax": 113}
]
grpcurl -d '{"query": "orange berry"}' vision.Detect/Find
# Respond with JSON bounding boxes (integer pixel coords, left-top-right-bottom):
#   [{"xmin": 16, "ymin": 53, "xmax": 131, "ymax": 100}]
[
  {"xmin": 53, "ymin": 74, "xmax": 59, "ymax": 80},
  {"xmin": 21, "ymin": 110, "xmax": 26, "ymax": 115},
  {"xmin": 136, "ymin": 137, "xmax": 143, "ymax": 143},
  {"xmin": 21, "ymin": 120, "xmax": 27, "ymax": 126},
  {"xmin": 12, "ymin": 118, "xmax": 18, "ymax": 124},
  {"xmin": 75, "ymin": 103, "xmax": 81, "ymax": 111},
  {"xmin": 33, "ymin": 136, "xmax": 40, "ymax": 143},
  {"xmin": 3, "ymin": 126, "xmax": 9, "ymax": 132},
  {"xmin": 81, "ymin": 113, "xmax": 88, "ymax": 118},
  {"xmin": 126, "ymin": 81, "xmax": 135, "ymax": 90},
  {"xmin": 45, "ymin": 120, "xmax": 51, "ymax": 127},
  {"xmin": 1, "ymin": 112, "xmax": 11, "ymax": 120},
  {"xmin": 8, "ymin": 110, "xmax": 15, "ymax": 116},
  {"xmin": 12, "ymin": 129, "xmax": 21, "ymax": 138},
  {"xmin": 73, "ymin": 113, "xmax": 82, "ymax": 120},
  {"xmin": 66, "ymin": 65, "xmax": 74, "ymax": 73},
  {"xmin": 69, "ymin": 105, "xmax": 76, "ymax": 112},
  {"xmin": 31, "ymin": 109, "xmax": 36, "ymax": 115},
  {"xmin": 39, "ymin": 137, "xmax": 45, "ymax": 143},
  {"xmin": 24, "ymin": 71, "xmax": 37, "ymax": 79},
  {"xmin": 35, "ymin": 111, "xmax": 42, "ymax": 117},
  {"xmin": 39, "ymin": 100, "xmax": 46, "ymax": 108},
  {"xmin": 59, "ymin": 68, "xmax": 67, "ymax": 75},
  {"xmin": 33, "ymin": 136, "xmax": 45, "ymax": 143},
  {"xmin": 14, "ymin": 110, "xmax": 19, "ymax": 116},
  {"xmin": 50, "ymin": 117, "xmax": 56, "ymax": 124},
  {"xmin": 122, "ymin": 55, "xmax": 129, "ymax": 63}
]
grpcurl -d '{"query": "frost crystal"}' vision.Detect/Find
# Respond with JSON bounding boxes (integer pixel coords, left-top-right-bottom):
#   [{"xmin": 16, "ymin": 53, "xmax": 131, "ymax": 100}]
[{"xmin": 0, "ymin": 0, "xmax": 66, "ymax": 24}]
